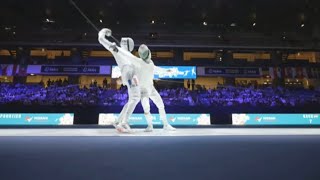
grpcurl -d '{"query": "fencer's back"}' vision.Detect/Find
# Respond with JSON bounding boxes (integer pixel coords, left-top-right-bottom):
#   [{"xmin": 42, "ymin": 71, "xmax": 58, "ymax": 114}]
[
  {"xmin": 137, "ymin": 60, "xmax": 155, "ymax": 88},
  {"xmin": 112, "ymin": 47, "xmax": 134, "ymax": 69}
]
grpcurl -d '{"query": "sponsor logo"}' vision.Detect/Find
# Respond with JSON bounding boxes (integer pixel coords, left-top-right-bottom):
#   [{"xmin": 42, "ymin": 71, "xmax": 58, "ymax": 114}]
[
  {"xmin": 33, "ymin": 116, "xmax": 49, "ymax": 121},
  {"xmin": 0, "ymin": 114, "xmax": 22, "ymax": 119},
  {"xmin": 253, "ymin": 116, "xmax": 276, "ymax": 122},
  {"xmin": 169, "ymin": 117, "xmax": 176, "ymax": 122},
  {"xmin": 303, "ymin": 114, "xmax": 319, "ymax": 119},
  {"xmin": 261, "ymin": 116, "xmax": 276, "ymax": 121},
  {"xmin": 44, "ymin": 67, "xmax": 59, "ymax": 72},
  {"xmin": 25, "ymin": 116, "xmax": 33, "ymax": 122},
  {"xmin": 255, "ymin": 117, "xmax": 262, "ymax": 122}
]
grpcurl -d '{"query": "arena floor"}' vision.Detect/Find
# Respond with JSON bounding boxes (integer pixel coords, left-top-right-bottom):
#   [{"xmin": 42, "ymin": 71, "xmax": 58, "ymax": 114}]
[
  {"xmin": 0, "ymin": 127, "xmax": 320, "ymax": 136},
  {"xmin": 1, "ymin": 127, "xmax": 320, "ymax": 180}
]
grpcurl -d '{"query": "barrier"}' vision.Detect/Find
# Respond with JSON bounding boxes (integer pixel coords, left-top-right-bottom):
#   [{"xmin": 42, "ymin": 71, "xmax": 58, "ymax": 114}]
[
  {"xmin": 27, "ymin": 65, "xmax": 111, "ymax": 75},
  {"xmin": 112, "ymin": 66, "xmax": 197, "ymax": 79},
  {"xmin": 99, "ymin": 113, "xmax": 210, "ymax": 126},
  {"xmin": 0, "ymin": 113, "xmax": 74, "ymax": 125},
  {"xmin": 232, "ymin": 113, "xmax": 320, "ymax": 125}
]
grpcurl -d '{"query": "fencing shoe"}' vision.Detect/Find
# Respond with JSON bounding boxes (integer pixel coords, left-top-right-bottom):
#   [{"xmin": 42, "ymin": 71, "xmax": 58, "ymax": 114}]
[
  {"xmin": 163, "ymin": 124, "xmax": 176, "ymax": 131},
  {"xmin": 120, "ymin": 123, "xmax": 134, "ymax": 133},
  {"xmin": 144, "ymin": 125, "xmax": 154, "ymax": 132}
]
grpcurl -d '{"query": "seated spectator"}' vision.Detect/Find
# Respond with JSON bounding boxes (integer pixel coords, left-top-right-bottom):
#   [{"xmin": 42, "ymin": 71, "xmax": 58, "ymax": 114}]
[{"xmin": 0, "ymin": 83, "xmax": 319, "ymax": 107}]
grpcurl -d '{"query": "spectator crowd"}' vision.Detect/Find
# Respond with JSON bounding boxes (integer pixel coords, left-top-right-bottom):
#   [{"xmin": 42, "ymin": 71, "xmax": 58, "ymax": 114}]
[{"xmin": 0, "ymin": 82, "xmax": 319, "ymax": 107}]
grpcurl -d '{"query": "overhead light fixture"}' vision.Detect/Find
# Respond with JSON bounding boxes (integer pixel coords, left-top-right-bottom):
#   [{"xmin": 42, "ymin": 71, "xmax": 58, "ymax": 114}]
[
  {"xmin": 151, "ymin": 20, "xmax": 155, "ymax": 24},
  {"xmin": 44, "ymin": 18, "xmax": 55, "ymax": 23},
  {"xmin": 203, "ymin": 21, "xmax": 207, "ymax": 26},
  {"xmin": 149, "ymin": 32, "xmax": 158, "ymax": 39}
]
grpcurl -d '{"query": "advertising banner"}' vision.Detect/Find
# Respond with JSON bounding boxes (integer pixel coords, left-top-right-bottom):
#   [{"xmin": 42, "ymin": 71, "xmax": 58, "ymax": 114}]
[
  {"xmin": 232, "ymin": 113, "xmax": 320, "ymax": 125},
  {"xmin": 99, "ymin": 113, "xmax": 210, "ymax": 126},
  {"xmin": 27, "ymin": 65, "xmax": 111, "ymax": 75},
  {"xmin": 0, "ymin": 113, "xmax": 74, "ymax": 125},
  {"xmin": 41, "ymin": 65, "xmax": 99, "ymax": 74},
  {"xmin": 112, "ymin": 66, "xmax": 196, "ymax": 79},
  {"xmin": 197, "ymin": 67, "xmax": 261, "ymax": 77}
]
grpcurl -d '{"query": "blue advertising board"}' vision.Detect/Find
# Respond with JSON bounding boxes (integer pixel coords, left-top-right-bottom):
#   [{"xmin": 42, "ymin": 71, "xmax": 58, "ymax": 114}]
[
  {"xmin": 232, "ymin": 113, "xmax": 320, "ymax": 125},
  {"xmin": 197, "ymin": 67, "xmax": 261, "ymax": 77},
  {"xmin": 99, "ymin": 113, "xmax": 210, "ymax": 126},
  {"xmin": 41, "ymin": 65, "xmax": 100, "ymax": 74},
  {"xmin": 0, "ymin": 113, "xmax": 74, "ymax": 125},
  {"xmin": 112, "ymin": 66, "xmax": 196, "ymax": 79},
  {"xmin": 32, "ymin": 65, "xmax": 111, "ymax": 75},
  {"xmin": 205, "ymin": 67, "xmax": 261, "ymax": 77}
]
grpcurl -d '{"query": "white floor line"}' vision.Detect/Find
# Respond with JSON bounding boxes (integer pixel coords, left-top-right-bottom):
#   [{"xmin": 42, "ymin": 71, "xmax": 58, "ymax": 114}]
[{"xmin": 0, "ymin": 128, "xmax": 320, "ymax": 136}]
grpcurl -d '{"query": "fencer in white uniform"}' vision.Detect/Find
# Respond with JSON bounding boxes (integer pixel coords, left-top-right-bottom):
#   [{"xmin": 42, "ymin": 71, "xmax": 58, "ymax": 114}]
[
  {"xmin": 98, "ymin": 28, "xmax": 140, "ymax": 133},
  {"xmin": 113, "ymin": 40, "xmax": 175, "ymax": 132},
  {"xmin": 136, "ymin": 44, "xmax": 176, "ymax": 132}
]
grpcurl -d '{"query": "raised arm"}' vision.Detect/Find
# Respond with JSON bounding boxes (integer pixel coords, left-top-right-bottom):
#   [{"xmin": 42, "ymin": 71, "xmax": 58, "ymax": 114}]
[{"xmin": 98, "ymin": 28, "xmax": 118, "ymax": 53}]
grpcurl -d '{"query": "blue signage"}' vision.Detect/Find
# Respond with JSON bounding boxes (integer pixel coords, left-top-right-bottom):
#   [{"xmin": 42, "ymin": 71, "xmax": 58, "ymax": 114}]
[
  {"xmin": 99, "ymin": 113, "xmax": 210, "ymax": 126},
  {"xmin": 232, "ymin": 113, "xmax": 320, "ymax": 125},
  {"xmin": 112, "ymin": 66, "xmax": 196, "ymax": 79},
  {"xmin": 41, "ymin": 65, "xmax": 100, "ymax": 74},
  {"xmin": 0, "ymin": 113, "xmax": 74, "ymax": 125},
  {"xmin": 204, "ymin": 67, "xmax": 261, "ymax": 77}
]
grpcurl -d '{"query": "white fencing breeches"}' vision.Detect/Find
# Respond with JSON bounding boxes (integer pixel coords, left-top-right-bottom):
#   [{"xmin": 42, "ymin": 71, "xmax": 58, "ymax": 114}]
[
  {"xmin": 116, "ymin": 85, "xmax": 140, "ymax": 124},
  {"xmin": 115, "ymin": 65, "xmax": 140, "ymax": 125},
  {"xmin": 141, "ymin": 86, "xmax": 169, "ymax": 126}
]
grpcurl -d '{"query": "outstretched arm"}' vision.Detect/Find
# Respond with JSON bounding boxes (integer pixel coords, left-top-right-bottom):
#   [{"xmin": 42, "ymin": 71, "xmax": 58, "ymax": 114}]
[
  {"xmin": 154, "ymin": 66, "xmax": 171, "ymax": 75},
  {"xmin": 98, "ymin": 28, "xmax": 118, "ymax": 52}
]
